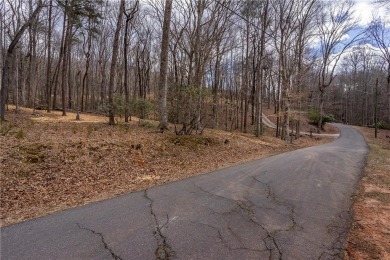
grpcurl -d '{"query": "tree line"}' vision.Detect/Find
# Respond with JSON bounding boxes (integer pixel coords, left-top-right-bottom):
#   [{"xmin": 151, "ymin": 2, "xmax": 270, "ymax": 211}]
[{"xmin": 1, "ymin": 0, "xmax": 389, "ymax": 140}]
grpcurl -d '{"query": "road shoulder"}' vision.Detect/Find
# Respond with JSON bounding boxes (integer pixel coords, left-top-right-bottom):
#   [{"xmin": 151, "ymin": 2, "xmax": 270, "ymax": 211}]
[{"xmin": 344, "ymin": 126, "xmax": 390, "ymax": 260}]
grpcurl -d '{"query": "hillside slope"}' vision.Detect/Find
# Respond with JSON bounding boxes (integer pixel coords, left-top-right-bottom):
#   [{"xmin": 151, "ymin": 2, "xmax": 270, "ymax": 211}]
[{"xmin": 0, "ymin": 107, "xmax": 332, "ymax": 227}]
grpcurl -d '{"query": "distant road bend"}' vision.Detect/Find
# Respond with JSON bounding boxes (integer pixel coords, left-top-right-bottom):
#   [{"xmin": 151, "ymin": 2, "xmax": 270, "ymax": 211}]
[
  {"xmin": 261, "ymin": 113, "xmax": 340, "ymax": 138},
  {"xmin": 1, "ymin": 124, "xmax": 368, "ymax": 259}
]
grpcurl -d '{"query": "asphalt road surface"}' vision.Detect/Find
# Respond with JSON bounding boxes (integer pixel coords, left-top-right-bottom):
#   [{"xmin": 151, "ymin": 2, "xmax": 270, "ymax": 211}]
[{"xmin": 0, "ymin": 124, "xmax": 368, "ymax": 260}]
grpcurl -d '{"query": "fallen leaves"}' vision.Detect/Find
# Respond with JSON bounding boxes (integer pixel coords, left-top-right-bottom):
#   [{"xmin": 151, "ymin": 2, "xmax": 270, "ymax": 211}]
[{"xmin": 0, "ymin": 107, "xmax": 331, "ymax": 227}]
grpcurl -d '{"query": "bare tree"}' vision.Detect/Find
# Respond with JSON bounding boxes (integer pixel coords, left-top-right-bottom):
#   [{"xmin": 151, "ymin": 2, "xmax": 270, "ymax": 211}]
[
  {"xmin": 368, "ymin": 19, "xmax": 390, "ymax": 122},
  {"xmin": 45, "ymin": 0, "xmax": 53, "ymax": 112},
  {"xmin": 108, "ymin": 0, "xmax": 125, "ymax": 125},
  {"xmin": 123, "ymin": 0, "xmax": 139, "ymax": 123},
  {"xmin": 316, "ymin": 0, "xmax": 358, "ymax": 130},
  {"xmin": 375, "ymin": 0, "xmax": 390, "ymax": 12},
  {"xmin": 0, "ymin": 0, "xmax": 43, "ymax": 121},
  {"xmin": 2, "ymin": 0, "xmax": 385, "ymax": 136},
  {"xmin": 255, "ymin": 0, "xmax": 270, "ymax": 137},
  {"xmin": 293, "ymin": 0, "xmax": 318, "ymax": 138}
]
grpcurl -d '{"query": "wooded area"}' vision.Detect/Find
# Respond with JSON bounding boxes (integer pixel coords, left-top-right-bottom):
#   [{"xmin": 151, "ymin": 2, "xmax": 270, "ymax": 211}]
[{"xmin": 1, "ymin": 0, "xmax": 389, "ymax": 139}]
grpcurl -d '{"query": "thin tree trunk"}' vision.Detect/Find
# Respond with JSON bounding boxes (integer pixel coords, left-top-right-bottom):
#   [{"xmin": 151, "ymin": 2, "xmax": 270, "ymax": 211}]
[
  {"xmin": 82, "ymin": 19, "xmax": 92, "ymax": 112},
  {"xmin": 212, "ymin": 47, "xmax": 221, "ymax": 129},
  {"xmin": 67, "ymin": 47, "xmax": 73, "ymax": 110},
  {"xmin": 46, "ymin": 0, "xmax": 53, "ymax": 112},
  {"xmin": 256, "ymin": 0, "xmax": 268, "ymax": 137},
  {"xmin": 318, "ymin": 89, "xmax": 324, "ymax": 129},
  {"xmin": 51, "ymin": 60, "xmax": 61, "ymax": 110},
  {"xmin": 244, "ymin": 21, "xmax": 249, "ymax": 133},
  {"xmin": 61, "ymin": 8, "xmax": 72, "ymax": 116}
]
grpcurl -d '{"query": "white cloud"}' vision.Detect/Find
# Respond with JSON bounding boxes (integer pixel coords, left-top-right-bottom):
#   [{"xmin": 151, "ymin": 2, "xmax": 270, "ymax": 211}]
[
  {"xmin": 340, "ymin": 34, "xmax": 350, "ymax": 41},
  {"xmin": 352, "ymin": 0, "xmax": 388, "ymax": 25}
]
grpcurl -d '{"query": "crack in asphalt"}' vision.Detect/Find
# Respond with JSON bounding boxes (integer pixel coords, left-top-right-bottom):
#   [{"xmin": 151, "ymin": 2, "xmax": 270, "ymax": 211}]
[
  {"xmin": 252, "ymin": 176, "xmax": 300, "ymax": 232},
  {"xmin": 236, "ymin": 199, "xmax": 282, "ymax": 260},
  {"xmin": 192, "ymin": 182, "xmax": 282, "ymax": 259},
  {"xmin": 76, "ymin": 223, "xmax": 123, "ymax": 260},
  {"xmin": 190, "ymin": 220, "xmax": 267, "ymax": 254},
  {"xmin": 144, "ymin": 190, "xmax": 174, "ymax": 260}
]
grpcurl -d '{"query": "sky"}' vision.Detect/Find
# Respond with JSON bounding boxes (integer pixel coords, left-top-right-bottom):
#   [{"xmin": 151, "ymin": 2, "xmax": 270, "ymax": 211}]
[
  {"xmin": 331, "ymin": 0, "xmax": 389, "ymax": 52},
  {"xmin": 352, "ymin": 0, "xmax": 388, "ymax": 26}
]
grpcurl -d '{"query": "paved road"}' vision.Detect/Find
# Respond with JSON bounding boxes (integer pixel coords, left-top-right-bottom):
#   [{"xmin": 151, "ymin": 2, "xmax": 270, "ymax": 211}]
[{"xmin": 1, "ymin": 124, "xmax": 368, "ymax": 260}]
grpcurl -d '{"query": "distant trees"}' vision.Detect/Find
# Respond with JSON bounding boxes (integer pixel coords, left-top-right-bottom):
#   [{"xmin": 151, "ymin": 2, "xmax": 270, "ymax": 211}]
[
  {"xmin": 315, "ymin": 0, "xmax": 358, "ymax": 130},
  {"xmin": 319, "ymin": 3, "xmax": 390, "ymax": 128},
  {"xmin": 368, "ymin": 19, "xmax": 390, "ymax": 122},
  {"xmin": 1, "ymin": 0, "xmax": 389, "ymax": 132}
]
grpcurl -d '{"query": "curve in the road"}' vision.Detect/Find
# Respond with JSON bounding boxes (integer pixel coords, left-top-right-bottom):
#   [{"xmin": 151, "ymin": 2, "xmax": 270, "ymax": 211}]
[{"xmin": 261, "ymin": 113, "xmax": 340, "ymax": 138}]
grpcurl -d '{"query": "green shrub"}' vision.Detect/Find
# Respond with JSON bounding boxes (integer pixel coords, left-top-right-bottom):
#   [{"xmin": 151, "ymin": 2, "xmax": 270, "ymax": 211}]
[
  {"xmin": 27, "ymin": 119, "xmax": 35, "ymax": 128},
  {"xmin": 98, "ymin": 95, "xmax": 133, "ymax": 122},
  {"xmin": 139, "ymin": 120, "xmax": 155, "ymax": 128},
  {"xmin": 377, "ymin": 122, "xmax": 390, "ymax": 130},
  {"xmin": 253, "ymin": 124, "xmax": 267, "ymax": 135},
  {"xmin": 20, "ymin": 143, "xmax": 50, "ymax": 164},
  {"xmin": 309, "ymin": 108, "xmax": 319, "ymax": 123},
  {"xmin": 98, "ymin": 96, "xmax": 154, "ymax": 122},
  {"xmin": 117, "ymin": 122, "xmax": 129, "ymax": 131},
  {"xmin": 72, "ymin": 123, "xmax": 79, "ymax": 134},
  {"xmin": 86, "ymin": 125, "xmax": 97, "ymax": 136},
  {"xmin": 1, "ymin": 122, "xmax": 14, "ymax": 135},
  {"xmin": 134, "ymin": 99, "xmax": 154, "ymax": 119},
  {"xmin": 16, "ymin": 129, "xmax": 25, "ymax": 139},
  {"xmin": 168, "ymin": 84, "xmax": 211, "ymax": 132},
  {"xmin": 308, "ymin": 108, "xmax": 335, "ymax": 126},
  {"xmin": 323, "ymin": 113, "xmax": 335, "ymax": 124}
]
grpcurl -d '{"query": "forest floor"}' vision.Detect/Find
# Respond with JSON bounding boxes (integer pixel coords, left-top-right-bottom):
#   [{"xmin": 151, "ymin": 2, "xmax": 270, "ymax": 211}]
[
  {"xmin": 0, "ymin": 106, "xmax": 335, "ymax": 227},
  {"xmin": 345, "ymin": 126, "xmax": 390, "ymax": 260}
]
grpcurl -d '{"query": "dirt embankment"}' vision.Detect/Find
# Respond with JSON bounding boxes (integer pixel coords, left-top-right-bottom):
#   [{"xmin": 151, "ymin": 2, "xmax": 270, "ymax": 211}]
[
  {"xmin": 0, "ymin": 107, "xmax": 334, "ymax": 227},
  {"xmin": 344, "ymin": 126, "xmax": 390, "ymax": 260}
]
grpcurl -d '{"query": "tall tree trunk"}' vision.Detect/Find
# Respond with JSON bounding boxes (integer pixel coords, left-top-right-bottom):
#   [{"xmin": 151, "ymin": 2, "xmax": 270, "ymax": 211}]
[
  {"xmin": 387, "ymin": 66, "xmax": 390, "ymax": 123},
  {"xmin": 31, "ymin": 21, "xmax": 38, "ymax": 110},
  {"xmin": 158, "ymin": 0, "xmax": 173, "ymax": 131},
  {"xmin": 243, "ymin": 21, "xmax": 250, "ymax": 133},
  {"xmin": 82, "ymin": 18, "xmax": 92, "ymax": 112},
  {"xmin": 15, "ymin": 47, "xmax": 20, "ymax": 113},
  {"xmin": 51, "ymin": 60, "xmax": 61, "ymax": 110},
  {"xmin": 255, "ymin": 0, "xmax": 268, "ymax": 137},
  {"xmin": 67, "ymin": 46, "xmax": 73, "ymax": 110},
  {"xmin": 123, "ymin": 14, "xmax": 130, "ymax": 122},
  {"xmin": 46, "ymin": 0, "xmax": 53, "ymax": 112},
  {"xmin": 52, "ymin": 10, "xmax": 67, "ymax": 112},
  {"xmin": 61, "ymin": 8, "xmax": 72, "ymax": 116},
  {"xmin": 251, "ymin": 35, "xmax": 256, "ymax": 126},
  {"xmin": 212, "ymin": 47, "xmax": 221, "ymax": 129},
  {"xmin": 108, "ymin": 0, "xmax": 125, "ymax": 125},
  {"xmin": 193, "ymin": 0, "xmax": 205, "ymax": 129},
  {"xmin": 26, "ymin": 0, "xmax": 34, "ymax": 107},
  {"xmin": 276, "ymin": 70, "xmax": 281, "ymax": 137}
]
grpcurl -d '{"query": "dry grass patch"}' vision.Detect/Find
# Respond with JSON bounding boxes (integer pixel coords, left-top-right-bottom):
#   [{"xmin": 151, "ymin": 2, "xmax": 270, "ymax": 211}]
[{"xmin": 345, "ymin": 126, "xmax": 390, "ymax": 260}]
